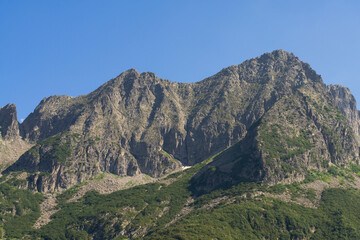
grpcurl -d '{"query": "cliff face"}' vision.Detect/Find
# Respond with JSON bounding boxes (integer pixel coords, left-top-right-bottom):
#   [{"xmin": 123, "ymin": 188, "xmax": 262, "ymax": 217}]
[
  {"xmin": 328, "ymin": 85, "xmax": 360, "ymax": 140},
  {"xmin": 192, "ymin": 84, "xmax": 359, "ymax": 191},
  {"xmin": 0, "ymin": 104, "xmax": 20, "ymax": 140},
  {"xmin": 3, "ymin": 50, "xmax": 360, "ymax": 192},
  {"xmin": 191, "ymin": 55, "xmax": 360, "ymax": 192},
  {"xmin": 0, "ymin": 104, "xmax": 32, "ymax": 170}
]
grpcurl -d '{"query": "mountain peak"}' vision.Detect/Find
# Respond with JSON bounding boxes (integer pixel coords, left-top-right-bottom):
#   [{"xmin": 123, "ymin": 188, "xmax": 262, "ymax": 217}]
[
  {"xmin": 0, "ymin": 103, "xmax": 20, "ymax": 140},
  {"xmin": 254, "ymin": 49, "xmax": 298, "ymax": 63},
  {"xmin": 125, "ymin": 68, "xmax": 140, "ymax": 74},
  {"xmin": 271, "ymin": 49, "xmax": 294, "ymax": 56},
  {"xmin": 121, "ymin": 68, "xmax": 140, "ymax": 77}
]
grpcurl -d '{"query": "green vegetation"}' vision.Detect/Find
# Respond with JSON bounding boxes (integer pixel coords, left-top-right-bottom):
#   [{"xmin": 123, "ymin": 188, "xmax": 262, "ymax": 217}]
[
  {"xmin": 148, "ymin": 198, "xmax": 318, "ymax": 240},
  {"xmin": 159, "ymin": 149, "xmax": 180, "ymax": 163},
  {"xmin": 260, "ymin": 124, "xmax": 313, "ymax": 163},
  {"xmin": 2, "ymin": 155, "xmax": 360, "ymax": 239},
  {"xmin": 148, "ymin": 188, "xmax": 360, "ymax": 240},
  {"xmin": 56, "ymin": 182, "xmax": 86, "ymax": 207},
  {"xmin": 28, "ymin": 132, "xmax": 73, "ymax": 167},
  {"xmin": 29, "ymin": 154, "xmax": 220, "ymax": 239},
  {"xmin": 312, "ymin": 101, "xmax": 347, "ymax": 125},
  {"xmin": 0, "ymin": 182, "xmax": 43, "ymax": 239},
  {"xmin": 350, "ymin": 164, "xmax": 360, "ymax": 177},
  {"xmin": 259, "ymin": 123, "xmax": 314, "ymax": 174},
  {"xmin": 304, "ymin": 166, "xmax": 356, "ymax": 184},
  {"xmin": 41, "ymin": 134, "xmax": 72, "ymax": 166},
  {"xmin": 2, "ymin": 136, "xmax": 360, "ymax": 239},
  {"xmin": 306, "ymin": 188, "xmax": 316, "ymax": 202},
  {"xmin": 38, "ymin": 163, "xmax": 360, "ymax": 239},
  {"xmin": 304, "ymin": 169, "xmax": 333, "ymax": 184}
]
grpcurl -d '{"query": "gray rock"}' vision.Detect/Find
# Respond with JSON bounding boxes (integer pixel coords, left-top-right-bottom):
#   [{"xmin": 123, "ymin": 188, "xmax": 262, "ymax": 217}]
[
  {"xmin": 328, "ymin": 85, "xmax": 360, "ymax": 140},
  {"xmin": 4, "ymin": 50, "xmax": 360, "ymax": 192},
  {"xmin": 0, "ymin": 103, "xmax": 20, "ymax": 140}
]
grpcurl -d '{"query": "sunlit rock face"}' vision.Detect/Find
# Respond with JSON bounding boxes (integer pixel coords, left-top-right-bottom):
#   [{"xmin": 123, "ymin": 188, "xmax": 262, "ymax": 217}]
[{"xmin": 3, "ymin": 50, "xmax": 360, "ymax": 192}]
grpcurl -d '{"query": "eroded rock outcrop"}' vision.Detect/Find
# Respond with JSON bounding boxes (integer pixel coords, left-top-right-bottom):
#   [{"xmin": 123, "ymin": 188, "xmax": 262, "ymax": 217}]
[
  {"xmin": 0, "ymin": 104, "xmax": 20, "ymax": 140},
  {"xmin": 0, "ymin": 104, "xmax": 32, "ymax": 170}
]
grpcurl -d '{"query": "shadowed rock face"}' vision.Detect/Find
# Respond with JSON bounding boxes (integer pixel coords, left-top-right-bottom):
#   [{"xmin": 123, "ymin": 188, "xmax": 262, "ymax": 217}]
[
  {"xmin": 3, "ymin": 49, "xmax": 360, "ymax": 192},
  {"xmin": 0, "ymin": 104, "xmax": 32, "ymax": 171},
  {"xmin": 0, "ymin": 104, "xmax": 20, "ymax": 140}
]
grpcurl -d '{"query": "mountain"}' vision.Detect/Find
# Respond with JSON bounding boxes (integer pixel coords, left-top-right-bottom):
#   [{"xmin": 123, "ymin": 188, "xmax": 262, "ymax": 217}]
[
  {"xmin": 1, "ymin": 50, "xmax": 360, "ymax": 193},
  {"xmin": 1, "ymin": 50, "xmax": 360, "ymax": 239}
]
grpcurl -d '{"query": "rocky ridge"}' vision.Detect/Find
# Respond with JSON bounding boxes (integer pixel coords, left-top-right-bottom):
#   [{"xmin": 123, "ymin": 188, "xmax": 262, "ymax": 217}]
[{"xmin": 2, "ymin": 50, "xmax": 360, "ymax": 192}]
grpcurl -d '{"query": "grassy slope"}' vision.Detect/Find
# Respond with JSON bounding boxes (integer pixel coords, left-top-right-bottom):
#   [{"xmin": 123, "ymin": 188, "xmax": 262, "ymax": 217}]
[
  {"xmin": 148, "ymin": 188, "xmax": 360, "ymax": 240},
  {"xmin": 37, "ymin": 159, "xmax": 212, "ymax": 240},
  {"xmin": 2, "ymin": 153, "xmax": 360, "ymax": 239},
  {"xmin": 34, "ymin": 155, "xmax": 360, "ymax": 240}
]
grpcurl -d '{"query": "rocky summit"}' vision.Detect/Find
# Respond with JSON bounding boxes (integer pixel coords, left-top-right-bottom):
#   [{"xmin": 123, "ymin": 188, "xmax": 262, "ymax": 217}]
[{"xmin": 1, "ymin": 50, "xmax": 360, "ymax": 193}]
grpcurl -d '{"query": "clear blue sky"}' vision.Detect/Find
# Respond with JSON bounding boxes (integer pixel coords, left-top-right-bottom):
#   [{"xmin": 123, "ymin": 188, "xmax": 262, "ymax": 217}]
[{"xmin": 1, "ymin": 1, "xmax": 360, "ymax": 121}]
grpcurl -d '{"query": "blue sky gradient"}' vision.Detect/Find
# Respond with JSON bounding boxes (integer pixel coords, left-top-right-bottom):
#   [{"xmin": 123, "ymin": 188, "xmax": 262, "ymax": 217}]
[{"xmin": 1, "ymin": 0, "xmax": 360, "ymax": 121}]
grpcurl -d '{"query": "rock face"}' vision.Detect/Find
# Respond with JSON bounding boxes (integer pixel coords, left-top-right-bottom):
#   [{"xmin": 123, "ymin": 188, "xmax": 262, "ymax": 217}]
[
  {"xmin": 0, "ymin": 104, "xmax": 32, "ymax": 170},
  {"xmin": 0, "ymin": 104, "xmax": 20, "ymax": 140},
  {"xmin": 190, "ymin": 57, "xmax": 360, "ymax": 192},
  {"xmin": 3, "ymin": 50, "xmax": 360, "ymax": 192},
  {"xmin": 328, "ymin": 85, "xmax": 360, "ymax": 139}
]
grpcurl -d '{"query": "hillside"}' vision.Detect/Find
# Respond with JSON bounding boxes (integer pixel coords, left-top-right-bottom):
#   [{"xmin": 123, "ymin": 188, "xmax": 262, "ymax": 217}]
[{"xmin": 2, "ymin": 152, "xmax": 360, "ymax": 239}]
